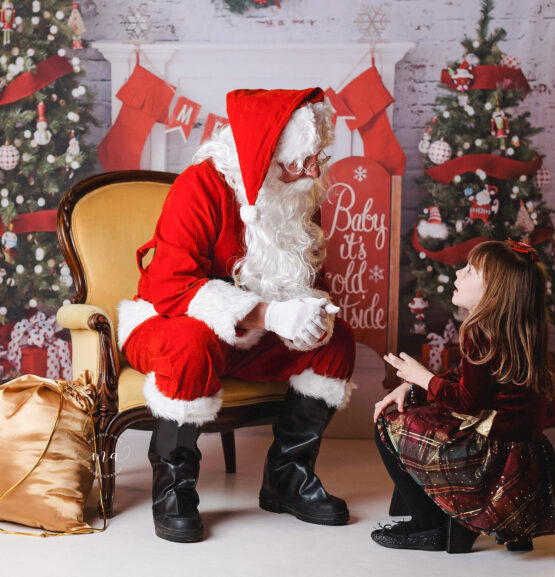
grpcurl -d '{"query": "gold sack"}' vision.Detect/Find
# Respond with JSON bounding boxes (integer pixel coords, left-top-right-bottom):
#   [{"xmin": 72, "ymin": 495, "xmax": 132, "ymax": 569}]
[{"xmin": 0, "ymin": 372, "xmax": 102, "ymax": 534}]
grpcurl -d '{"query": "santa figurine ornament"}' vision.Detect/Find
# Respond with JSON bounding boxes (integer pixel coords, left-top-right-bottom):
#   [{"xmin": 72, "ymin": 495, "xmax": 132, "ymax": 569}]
[
  {"xmin": 1, "ymin": 225, "xmax": 17, "ymax": 264},
  {"xmin": 117, "ymin": 87, "xmax": 355, "ymax": 543},
  {"xmin": 417, "ymin": 206, "xmax": 449, "ymax": 239},
  {"xmin": 0, "ymin": 1, "xmax": 15, "ymax": 47},
  {"xmin": 449, "ymin": 57, "xmax": 475, "ymax": 92},
  {"xmin": 491, "ymin": 105, "xmax": 509, "ymax": 151}
]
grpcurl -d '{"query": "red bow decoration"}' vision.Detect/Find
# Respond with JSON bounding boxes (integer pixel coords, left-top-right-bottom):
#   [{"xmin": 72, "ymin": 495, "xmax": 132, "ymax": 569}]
[{"xmin": 506, "ymin": 238, "xmax": 539, "ymax": 262}]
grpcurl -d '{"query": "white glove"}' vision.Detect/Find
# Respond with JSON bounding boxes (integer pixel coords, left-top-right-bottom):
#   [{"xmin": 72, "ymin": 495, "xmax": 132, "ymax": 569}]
[
  {"xmin": 265, "ymin": 297, "xmax": 328, "ymax": 346},
  {"xmin": 292, "ymin": 302, "xmax": 340, "ymax": 350}
]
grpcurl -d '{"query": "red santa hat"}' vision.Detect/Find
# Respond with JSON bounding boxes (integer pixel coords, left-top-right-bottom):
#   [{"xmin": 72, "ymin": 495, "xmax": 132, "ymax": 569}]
[{"xmin": 226, "ymin": 87, "xmax": 324, "ymax": 222}]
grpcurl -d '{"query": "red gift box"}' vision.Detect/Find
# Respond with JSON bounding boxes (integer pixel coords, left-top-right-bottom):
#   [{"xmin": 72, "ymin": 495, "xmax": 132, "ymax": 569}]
[
  {"xmin": 422, "ymin": 343, "xmax": 460, "ymax": 372},
  {"xmin": 20, "ymin": 346, "xmax": 48, "ymax": 377}
]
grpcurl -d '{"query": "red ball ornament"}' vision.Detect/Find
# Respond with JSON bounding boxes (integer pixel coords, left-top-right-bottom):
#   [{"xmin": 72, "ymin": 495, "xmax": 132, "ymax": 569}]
[
  {"xmin": 0, "ymin": 141, "xmax": 20, "ymax": 171},
  {"xmin": 535, "ymin": 169, "xmax": 551, "ymax": 188},
  {"xmin": 428, "ymin": 139, "xmax": 452, "ymax": 165}
]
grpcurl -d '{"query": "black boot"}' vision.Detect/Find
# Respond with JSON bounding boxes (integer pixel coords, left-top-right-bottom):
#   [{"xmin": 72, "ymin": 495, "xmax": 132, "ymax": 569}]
[
  {"xmin": 148, "ymin": 418, "xmax": 204, "ymax": 542},
  {"xmin": 259, "ymin": 389, "xmax": 349, "ymax": 526}
]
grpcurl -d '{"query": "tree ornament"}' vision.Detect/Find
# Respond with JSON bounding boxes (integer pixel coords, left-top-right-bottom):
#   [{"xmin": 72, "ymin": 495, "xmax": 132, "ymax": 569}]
[
  {"xmin": 457, "ymin": 93, "xmax": 468, "ymax": 107},
  {"xmin": 33, "ymin": 102, "xmax": 52, "ymax": 145},
  {"xmin": 67, "ymin": 3, "xmax": 86, "ymax": 49},
  {"xmin": 0, "ymin": 1, "xmax": 15, "ymax": 47},
  {"xmin": 0, "ymin": 141, "xmax": 19, "ymax": 170},
  {"xmin": 449, "ymin": 58, "xmax": 474, "ymax": 92},
  {"xmin": 65, "ymin": 130, "xmax": 80, "ymax": 165},
  {"xmin": 1, "ymin": 224, "xmax": 17, "ymax": 264},
  {"xmin": 500, "ymin": 53, "xmax": 521, "ymax": 69},
  {"xmin": 511, "ymin": 134, "xmax": 520, "ymax": 147},
  {"xmin": 418, "ymin": 127, "xmax": 432, "ymax": 154},
  {"xmin": 535, "ymin": 168, "xmax": 551, "ymax": 188},
  {"xmin": 469, "ymin": 184, "xmax": 497, "ymax": 223},
  {"xmin": 427, "ymin": 139, "xmax": 452, "ymax": 164},
  {"xmin": 409, "ymin": 289, "xmax": 428, "ymax": 334},
  {"xmin": 417, "ymin": 206, "xmax": 449, "ymax": 239},
  {"xmin": 515, "ymin": 200, "xmax": 535, "ymax": 233},
  {"xmin": 490, "ymin": 106, "xmax": 509, "ymax": 151}
]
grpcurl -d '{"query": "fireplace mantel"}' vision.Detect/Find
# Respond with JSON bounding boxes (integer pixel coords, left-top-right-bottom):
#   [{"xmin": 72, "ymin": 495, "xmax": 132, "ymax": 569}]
[{"xmin": 92, "ymin": 42, "xmax": 414, "ymax": 171}]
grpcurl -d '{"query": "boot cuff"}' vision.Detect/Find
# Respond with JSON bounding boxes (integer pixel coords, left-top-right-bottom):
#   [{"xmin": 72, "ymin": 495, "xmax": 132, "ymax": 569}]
[
  {"xmin": 143, "ymin": 372, "xmax": 222, "ymax": 425},
  {"xmin": 289, "ymin": 368, "xmax": 356, "ymax": 410}
]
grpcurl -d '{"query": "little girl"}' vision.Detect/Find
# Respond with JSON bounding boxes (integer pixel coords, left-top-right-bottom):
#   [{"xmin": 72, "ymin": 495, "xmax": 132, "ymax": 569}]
[{"xmin": 373, "ymin": 239, "xmax": 555, "ymax": 553}]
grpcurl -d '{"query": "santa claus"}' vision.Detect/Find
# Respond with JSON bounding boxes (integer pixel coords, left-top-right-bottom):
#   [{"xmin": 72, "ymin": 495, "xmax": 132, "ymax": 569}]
[{"xmin": 117, "ymin": 87, "xmax": 356, "ymax": 543}]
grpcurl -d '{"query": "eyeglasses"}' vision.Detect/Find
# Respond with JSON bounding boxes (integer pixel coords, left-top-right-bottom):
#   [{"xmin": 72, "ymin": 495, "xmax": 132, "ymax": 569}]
[{"xmin": 282, "ymin": 150, "xmax": 331, "ymax": 176}]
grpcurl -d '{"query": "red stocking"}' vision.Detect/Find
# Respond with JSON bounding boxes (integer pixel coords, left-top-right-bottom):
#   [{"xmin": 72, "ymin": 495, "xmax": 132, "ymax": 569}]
[
  {"xmin": 337, "ymin": 65, "xmax": 406, "ymax": 176},
  {"xmin": 98, "ymin": 64, "xmax": 175, "ymax": 171}
]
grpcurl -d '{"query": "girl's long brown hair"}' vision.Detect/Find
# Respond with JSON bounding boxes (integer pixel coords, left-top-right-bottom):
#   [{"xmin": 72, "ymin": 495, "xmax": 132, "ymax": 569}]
[{"xmin": 459, "ymin": 240, "xmax": 553, "ymax": 399}]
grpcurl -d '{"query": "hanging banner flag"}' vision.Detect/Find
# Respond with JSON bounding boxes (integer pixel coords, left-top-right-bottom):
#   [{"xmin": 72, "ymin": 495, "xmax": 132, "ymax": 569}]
[
  {"xmin": 200, "ymin": 113, "xmax": 229, "ymax": 144},
  {"xmin": 164, "ymin": 95, "xmax": 202, "ymax": 142}
]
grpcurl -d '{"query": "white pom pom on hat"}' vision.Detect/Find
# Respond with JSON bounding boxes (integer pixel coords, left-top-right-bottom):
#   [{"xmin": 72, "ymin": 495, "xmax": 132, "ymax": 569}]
[{"xmin": 240, "ymin": 204, "xmax": 258, "ymax": 224}]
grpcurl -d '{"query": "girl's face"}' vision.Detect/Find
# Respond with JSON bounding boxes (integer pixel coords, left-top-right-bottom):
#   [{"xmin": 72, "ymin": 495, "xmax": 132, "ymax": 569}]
[{"xmin": 452, "ymin": 262, "xmax": 485, "ymax": 311}]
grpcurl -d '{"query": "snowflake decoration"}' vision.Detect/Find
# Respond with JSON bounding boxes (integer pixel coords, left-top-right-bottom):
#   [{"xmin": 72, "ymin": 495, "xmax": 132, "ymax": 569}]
[
  {"xmin": 353, "ymin": 166, "xmax": 368, "ymax": 182},
  {"xmin": 120, "ymin": 4, "xmax": 151, "ymax": 39},
  {"xmin": 368, "ymin": 264, "xmax": 384, "ymax": 283},
  {"xmin": 354, "ymin": 4, "xmax": 389, "ymax": 43}
]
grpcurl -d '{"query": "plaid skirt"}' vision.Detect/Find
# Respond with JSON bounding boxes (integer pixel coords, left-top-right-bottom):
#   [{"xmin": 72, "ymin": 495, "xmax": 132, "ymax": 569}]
[{"xmin": 377, "ymin": 403, "xmax": 555, "ymax": 540}]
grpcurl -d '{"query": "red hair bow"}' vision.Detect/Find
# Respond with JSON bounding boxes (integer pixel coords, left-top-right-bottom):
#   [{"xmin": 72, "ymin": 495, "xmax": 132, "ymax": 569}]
[{"xmin": 506, "ymin": 238, "xmax": 539, "ymax": 262}]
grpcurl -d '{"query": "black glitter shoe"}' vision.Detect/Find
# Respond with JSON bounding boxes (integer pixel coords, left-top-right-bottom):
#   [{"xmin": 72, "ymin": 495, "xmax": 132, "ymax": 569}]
[{"xmin": 370, "ymin": 521, "xmax": 446, "ymax": 551}]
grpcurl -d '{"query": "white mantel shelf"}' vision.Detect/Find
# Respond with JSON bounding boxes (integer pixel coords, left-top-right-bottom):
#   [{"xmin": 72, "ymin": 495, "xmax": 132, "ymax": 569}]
[{"xmin": 92, "ymin": 41, "xmax": 414, "ymax": 171}]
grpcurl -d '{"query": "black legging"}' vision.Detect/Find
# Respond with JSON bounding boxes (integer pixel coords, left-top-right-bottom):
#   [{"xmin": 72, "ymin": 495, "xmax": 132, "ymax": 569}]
[{"xmin": 375, "ymin": 423, "xmax": 447, "ymax": 531}]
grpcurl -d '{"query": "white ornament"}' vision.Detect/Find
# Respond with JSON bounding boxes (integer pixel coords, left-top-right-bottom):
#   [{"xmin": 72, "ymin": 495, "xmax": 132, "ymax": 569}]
[
  {"xmin": 60, "ymin": 264, "xmax": 70, "ymax": 276},
  {"xmin": 485, "ymin": 102, "xmax": 492, "ymax": 110},
  {"xmin": 32, "ymin": 1, "xmax": 40, "ymax": 12},
  {"xmin": 0, "ymin": 307, "xmax": 6, "ymax": 315},
  {"xmin": 506, "ymin": 147, "xmax": 514, "ymax": 156},
  {"xmin": 46, "ymin": 155, "xmax": 55, "ymax": 164},
  {"xmin": 11, "ymin": 47, "xmax": 19, "ymax": 56},
  {"xmin": 56, "ymin": 10, "xmax": 64, "ymax": 20},
  {"xmin": 454, "ymin": 175, "xmax": 461, "ymax": 183},
  {"xmin": 34, "ymin": 265, "xmax": 43, "ymax": 274},
  {"xmin": 51, "ymin": 284, "xmax": 59, "ymax": 291},
  {"xmin": 67, "ymin": 111, "xmax": 80, "ymax": 122},
  {"xmin": 31, "ymin": 16, "xmax": 40, "ymax": 25},
  {"xmin": 50, "ymin": 25, "xmax": 58, "ymax": 34},
  {"xmin": 63, "ymin": 300, "xmax": 71, "ymax": 306},
  {"xmin": 463, "ymin": 142, "xmax": 470, "ymax": 150},
  {"xmin": 71, "ymin": 57, "xmax": 80, "ymax": 66},
  {"xmin": 442, "ymin": 111, "xmax": 450, "ymax": 118},
  {"xmin": 35, "ymin": 247, "xmax": 44, "ymax": 260},
  {"xmin": 472, "ymin": 40, "xmax": 480, "ymax": 48},
  {"xmin": 0, "ymin": 198, "xmax": 9, "ymax": 208},
  {"xmin": 464, "ymin": 105, "xmax": 475, "ymax": 116},
  {"xmin": 475, "ymin": 138, "xmax": 483, "ymax": 146},
  {"xmin": 14, "ymin": 16, "xmax": 22, "ymax": 25},
  {"xmin": 519, "ymin": 175, "xmax": 527, "ymax": 182},
  {"xmin": 419, "ymin": 252, "xmax": 426, "ymax": 259},
  {"xmin": 512, "ymin": 186, "xmax": 519, "ymax": 193},
  {"xmin": 70, "ymin": 160, "xmax": 80, "ymax": 169},
  {"xmin": 29, "ymin": 299, "xmax": 38, "ymax": 307},
  {"xmin": 15, "ymin": 195, "xmax": 23, "ymax": 204},
  {"xmin": 58, "ymin": 48, "xmax": 66, "ymax": 57},
  {"xmin": 438, "ymin": 274, "xmax": 450, "ymax": 283},
  {"xmin": 23, "ymin": 130, "xmax": 32, "ymax": 138},
  {"xmin": 0, "ymin": 143, "xmax": 20, "ymax": 171},
  {"xmin": 418, "ymin": 139, "xmax": 431, "ymax": 154},
  {"xmin": 37, "ymin": 197, "xmax": 45, "ymax": 207},
  {"xmin": 476, "ymin": 169, "xmax": 486, "ymax": 180},
  {"xmin": 455, "ymin": 220, "xmax": 463, "ymax": 232},
  {"xmin": 428, "ymin": 140, "xmax": 452, "ymax": 164},
  {"xmin": 437, "ymin": 285, "xmax": 445, "ymax": 293},
  {"xmin": 73, "ymin": 66, "xmax": 81, "ymax": 73},
  {"xmin": 0, "ymin": 188, "xmax": 7, "ymax": 197}
]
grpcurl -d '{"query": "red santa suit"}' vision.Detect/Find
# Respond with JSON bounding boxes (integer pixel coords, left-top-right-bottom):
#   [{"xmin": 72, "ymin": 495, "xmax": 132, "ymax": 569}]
[{"xmin": 118, "ymin": 88, "xmax": 356, "ymax": 426}]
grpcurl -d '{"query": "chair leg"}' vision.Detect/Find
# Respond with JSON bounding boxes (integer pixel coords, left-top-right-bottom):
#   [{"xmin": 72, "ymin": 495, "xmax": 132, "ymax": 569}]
[
  {"xmin": 97, "ymin": 431, "xmax": 117, "ymax": 518},
  {"xmin": 220, "ymin": 430, "xmax": 236, "ymax": 474}
]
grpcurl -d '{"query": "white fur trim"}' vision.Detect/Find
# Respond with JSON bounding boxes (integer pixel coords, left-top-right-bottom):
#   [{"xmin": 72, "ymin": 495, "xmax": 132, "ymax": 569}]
[
  {"xmin": 240, "ymin": 204, "xmax": 258, "ymax": 224},
  {"xmin": 234, "ymin": 329, "xmax": 266, "ymax": 350},
  {"xmin": 187, "ymin": 279, "xmax": 262, "ymax": 346},
  {"xmin": 143, "ymin": 372, "xmax": 222, "ymax": 426},
  {"xmin": 117, "ymin": 299, "xmax": 158, "ymax": 349},
  {"xmin": 289, "ymin": 368, "xmax": 356, "ymax": 410}
]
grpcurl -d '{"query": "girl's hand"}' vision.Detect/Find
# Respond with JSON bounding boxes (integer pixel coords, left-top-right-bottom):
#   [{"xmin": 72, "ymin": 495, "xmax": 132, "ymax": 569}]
[
  {"xmin": 373, "ymin": 382, "xmax": 411, "ymax": 423},
  {"xmin": 383, "ymin": 352, "xmax": 435, "ymax": 390}
]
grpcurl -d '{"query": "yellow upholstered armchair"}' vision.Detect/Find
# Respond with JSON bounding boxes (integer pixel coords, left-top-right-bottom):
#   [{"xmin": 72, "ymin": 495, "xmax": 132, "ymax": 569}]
[{"xmin": 56, "ymin": 170, "xmax": 288, "ymax": 517}]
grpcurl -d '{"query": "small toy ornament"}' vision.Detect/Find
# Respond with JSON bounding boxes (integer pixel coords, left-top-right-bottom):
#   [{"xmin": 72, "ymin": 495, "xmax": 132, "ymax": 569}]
[
  {"xmin": 490, "ymin": 106, "xmax": 509, "ymax": 151},
  {"xmin": 409, "ymin": 289, "xmax": 429, "ymax": 320},
  {"xmin": 469, "ymin": 184, "xmax": 497, "ymax": 223},
  {"xmin": 417, "ymin": 206, "xmax": 449, "ymax": 239},
  {"xmin": 418, "ymin": 127, "xmax": 432, "ymax": 154},
  {"xmin": 515, "ymin": 201, "xmax": 535, "ymax": 234},
  {"xmin": 0, "ymin": 1, "xmax": 15, "ymax": 47},
  {"xmin": 449, "ymin": 58, "xmax": 474, "ymax": 92},
  {"xmin": 1, "ymin": 225, "xmax": 17, "ymax": 264},
  {"xmin": 34, "ymin": 102, "xmax": 52, "ymax": 146},
  {"xmin": 535, "ymin": 168, "xmax": 551, "ymax": 188},
  {"xmin": 65, "ymin": 130, "xmax": 80, "ymax": 163},
  {"xmin": 427, "ymin": 139, "xmax": 452, "ymax": 165},
  {"xmin": 0, "ymin": 141, "xmax": 19, "ymax": 170},
  {"xmin": 67, "ymin": 3, "xmax": 86, "ymax": 49}
]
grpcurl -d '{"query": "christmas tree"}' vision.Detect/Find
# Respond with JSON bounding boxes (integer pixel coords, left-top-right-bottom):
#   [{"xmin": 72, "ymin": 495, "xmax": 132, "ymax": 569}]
[
  {"xmin": 0, "ymin": 0, "xmax": 95, "ymax": 329},
  {"xmin": 406, "ymin": 0, "xmax": 552, "ymax": 345}
]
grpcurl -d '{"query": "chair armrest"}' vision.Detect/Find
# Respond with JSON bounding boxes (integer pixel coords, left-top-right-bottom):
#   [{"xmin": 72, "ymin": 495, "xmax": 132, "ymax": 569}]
[{"xmin": 57, "ymin": 304, "xmax": 120, "ymax": 424}]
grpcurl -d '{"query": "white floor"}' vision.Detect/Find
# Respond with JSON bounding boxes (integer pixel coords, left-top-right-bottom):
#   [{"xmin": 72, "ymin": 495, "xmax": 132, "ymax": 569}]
[{"xmin": 1, "ymin": 428, "xmax": 554, "ymax": 577}]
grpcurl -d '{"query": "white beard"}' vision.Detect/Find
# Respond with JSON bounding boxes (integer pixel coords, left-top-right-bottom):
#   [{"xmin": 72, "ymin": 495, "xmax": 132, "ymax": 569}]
[{"xmin": 232, "ymin": 162, "xmax": 326, "ymax": 302}]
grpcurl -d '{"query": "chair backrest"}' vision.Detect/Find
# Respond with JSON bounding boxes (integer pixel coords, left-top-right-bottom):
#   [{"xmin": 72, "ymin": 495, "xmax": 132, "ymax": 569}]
[{"xmin": 58, "ymin": 171, "xmax": 176, "ymax": 327}]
